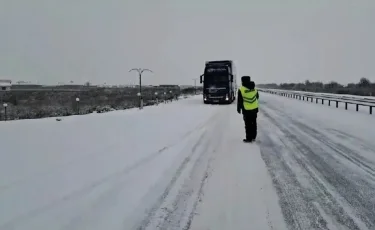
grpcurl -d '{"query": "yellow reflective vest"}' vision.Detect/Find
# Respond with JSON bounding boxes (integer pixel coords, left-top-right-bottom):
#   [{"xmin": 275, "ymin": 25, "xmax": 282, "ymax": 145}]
[{"xmin": 239, "ymin": 86, "xmax": 259, "ymax": 110}]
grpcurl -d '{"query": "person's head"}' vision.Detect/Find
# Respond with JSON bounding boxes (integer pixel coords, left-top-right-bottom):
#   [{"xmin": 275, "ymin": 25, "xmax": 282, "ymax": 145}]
[
  {"xmin": 241, "ymin": 76, "xmax": 251, "ymax": 84},
  {"xmin": 249, "ymin": 81, "xmax": 255, "ymax": 89}
]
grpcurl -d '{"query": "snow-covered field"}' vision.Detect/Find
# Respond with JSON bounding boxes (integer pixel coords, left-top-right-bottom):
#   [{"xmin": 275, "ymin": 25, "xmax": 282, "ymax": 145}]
[{"xmin": 1, "ymin": 93, "xmax": 374, "ymax": 230}]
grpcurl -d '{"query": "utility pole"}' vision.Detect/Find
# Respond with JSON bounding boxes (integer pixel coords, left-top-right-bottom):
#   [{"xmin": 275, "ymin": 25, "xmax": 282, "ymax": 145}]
[
  {"xmin": 192, "ymin": 78, "xmax": 198, "ymax": 95},
  {"xmin": 129, "ymin": 68, "xmax": 153, "ymax": 109}
]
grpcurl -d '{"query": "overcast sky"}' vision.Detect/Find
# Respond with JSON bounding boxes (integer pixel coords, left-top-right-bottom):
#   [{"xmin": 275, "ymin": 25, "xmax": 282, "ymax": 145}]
[{"xmin": 1, "ymin": 0, "xmax": 374, "ymax": 85}]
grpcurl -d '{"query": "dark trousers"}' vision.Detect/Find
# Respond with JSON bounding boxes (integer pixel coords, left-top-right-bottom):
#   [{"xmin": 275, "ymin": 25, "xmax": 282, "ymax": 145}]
[{"xmin": 243, "ymin": 110, "xmax": 258, "ymax": 140}]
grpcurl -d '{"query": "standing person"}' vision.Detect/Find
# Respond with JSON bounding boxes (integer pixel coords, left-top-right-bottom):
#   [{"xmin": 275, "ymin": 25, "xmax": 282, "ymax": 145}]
[{"xmin": 237, "ymin": 76, "xmax": 259, "ymax": 142}]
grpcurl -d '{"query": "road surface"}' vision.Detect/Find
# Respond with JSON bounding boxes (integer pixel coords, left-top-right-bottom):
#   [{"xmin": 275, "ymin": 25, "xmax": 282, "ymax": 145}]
[
  {"xmin": 258, "ymin": 93, "xmax": 375, "ymax": 230},
  {"xmin": 0, "ymin": 94, "xmax": 374, "ymax": 230}
]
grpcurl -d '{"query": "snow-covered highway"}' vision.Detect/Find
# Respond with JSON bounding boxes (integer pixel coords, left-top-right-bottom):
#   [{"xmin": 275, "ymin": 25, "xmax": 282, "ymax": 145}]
[
  {"xmin": 258, "ymin": 93, "xmax": 375, "ymax": 230},
  {"xmin": 1, "ymin": 93, "xmax": 375, "ymax": 230}
]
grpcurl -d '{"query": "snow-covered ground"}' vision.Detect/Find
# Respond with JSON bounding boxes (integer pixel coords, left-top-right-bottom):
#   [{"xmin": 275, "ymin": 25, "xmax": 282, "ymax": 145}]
[
  {"xmin": 1, "ymin": 93, "xmax": 374, "ymax": 230},
  {"xmin": 189, "ymin": 116, "xmax": 287, "ymax": 230},
  {"xmin": 0, "ymin": 96, "xmax": 284, "ymax": 230},
  {"xmin": 258, "ymin": 93, "xmax": 375, "ymax": 230}
]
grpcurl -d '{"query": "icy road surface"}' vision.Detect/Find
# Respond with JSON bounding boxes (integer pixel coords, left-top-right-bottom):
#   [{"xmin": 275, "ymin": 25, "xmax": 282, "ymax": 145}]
[
  {"xmin": 0, "ymin": 96, "xmax": 285, "ymax": 230},
  {"xmin": 1, "ymin": 94, "xmax": 375, "ymax": 230},
  {"xmin": 258, "ymin": 93, "xmax": 375, "ymax": 230}
]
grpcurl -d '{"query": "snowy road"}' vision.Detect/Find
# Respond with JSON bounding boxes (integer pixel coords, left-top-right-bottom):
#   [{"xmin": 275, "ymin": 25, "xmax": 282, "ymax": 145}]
[
  {"xmin": 258, "ymin": 93, "xmax": 375, "ymax": 230},
  {"xmin": 1, "ymin": 94, "xmax": 374, "ymax": 230},
  {"xmin": 0, "ymin": 96, "xmax": 284, "ymax": 230}
]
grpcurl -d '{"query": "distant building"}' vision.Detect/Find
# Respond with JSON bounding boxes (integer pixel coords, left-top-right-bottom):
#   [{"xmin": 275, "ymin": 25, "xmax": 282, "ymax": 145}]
[{"xmin": 0, "ymin": 79, "xmax": 12, "ymax": 91}]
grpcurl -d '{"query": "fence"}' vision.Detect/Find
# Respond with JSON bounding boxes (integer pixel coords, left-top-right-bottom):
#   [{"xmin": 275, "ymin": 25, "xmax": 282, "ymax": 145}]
[{"xmin": 258, "ymin": 88, "xmax": 375, "ymax": 115}]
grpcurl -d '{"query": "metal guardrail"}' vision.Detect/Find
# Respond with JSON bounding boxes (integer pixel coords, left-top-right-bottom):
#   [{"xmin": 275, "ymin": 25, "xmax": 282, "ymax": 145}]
[
  {"xmin": 270, "ymin": 89, "xmax": 375, "ymax": 103},
  {"xmin": 258, "ymin": 88, "xmax": 375, "ymax": 115}
]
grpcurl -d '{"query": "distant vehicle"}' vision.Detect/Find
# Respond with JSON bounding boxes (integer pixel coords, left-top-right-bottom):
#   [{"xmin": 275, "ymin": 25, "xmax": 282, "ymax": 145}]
[{"xmin": 200, "ymin": 60, "xmax": 237, "ymax": 104}]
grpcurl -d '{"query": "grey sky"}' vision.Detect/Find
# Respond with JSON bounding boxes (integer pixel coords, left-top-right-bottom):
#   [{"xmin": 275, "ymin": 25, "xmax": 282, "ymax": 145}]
[{"xmin": 1, "ymin": 0, "xmax": 374, "ymax": 85}]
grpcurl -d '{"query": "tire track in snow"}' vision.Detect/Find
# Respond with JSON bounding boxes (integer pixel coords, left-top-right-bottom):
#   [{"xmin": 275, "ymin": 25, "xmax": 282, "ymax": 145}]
[
  {"xmin": 0, "ymin": 144, "xmax": 176, "ymax": 229},
  {"xmin": 258, "ymin": 129, "xmax": 329, "ymax": 230},
  {"xmin": 327, "ymin": 128, "xmax": 375, "ymax": 162},
  {"xmin": 136, "ymin": 107, "xmax": 228, "ymax": 230},
  {"xmin": 264, "ymin": 102, "xmax": 375, "ymax": 179},
  {"xmin": 266, "ymin": 102, "xmax": 375, "ymax": 181},
  {"xmin": 258, "ymin": 100, "xmax": 375, "ymax": 230},
  {"xmin": 0, "ymin": 109, "xmax": 223, "ymax": 230},
  {"xmin": 0, "ymin": 105, "xmax": 220, "ymax": 193},
  {"xmin": 135, "ymin": 130, "xmax": 208, "ymax": 230},
  {"xmin": 56, "ymin": 110, "xmax": 225, "ymax": 230}
]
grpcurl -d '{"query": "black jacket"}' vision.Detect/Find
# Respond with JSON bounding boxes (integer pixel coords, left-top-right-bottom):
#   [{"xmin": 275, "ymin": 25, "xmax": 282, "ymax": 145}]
[{"xmin": 237, "ymin": 83, "xmax": 259, "ymax": 113}]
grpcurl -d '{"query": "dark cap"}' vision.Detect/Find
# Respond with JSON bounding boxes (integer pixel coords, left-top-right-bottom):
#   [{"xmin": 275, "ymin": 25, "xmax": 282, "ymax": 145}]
[{"xmin": 241, "ymin": 76, "xmax": 251, "ymax": 82}]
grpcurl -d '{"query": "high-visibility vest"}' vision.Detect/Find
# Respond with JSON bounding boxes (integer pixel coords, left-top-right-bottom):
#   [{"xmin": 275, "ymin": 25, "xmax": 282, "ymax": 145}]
[{"xmin": 240, "ymin": 86, "xmax": 259, "ymax": 110}]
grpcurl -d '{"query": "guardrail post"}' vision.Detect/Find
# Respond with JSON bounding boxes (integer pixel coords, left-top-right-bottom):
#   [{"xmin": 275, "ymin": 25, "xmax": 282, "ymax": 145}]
[
  {"xmin": 322, "ymin": 99, "xmax": 324, "ymax": 104},
  {"xmin": 345, "ymin": 102, "xmax": 348, "ymax": 110},
  {"xmin": 316, "ymin": 98, "xmax": 318, "ymax": 103},
  {"xmin": 370, "ymin": 106, "xmax": 373, "ymax": 115},
  {"xmin": 336, "ymin": 101, "xmax": 339, "ymax": 108},
  {"xmin": 311, "ymin": 97, "xmax": 313, "ymax": 102},
  {"xmin": 356, "ymin": 104, "xmax": 359, "ymax": 112},
  {"xmin": 328, "ymin": 100, "xmax": 331, "ymax": 106}
]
